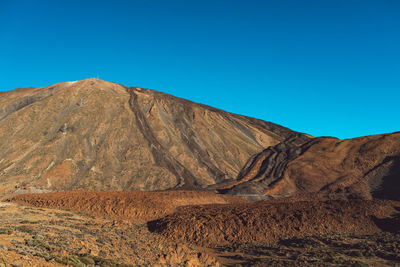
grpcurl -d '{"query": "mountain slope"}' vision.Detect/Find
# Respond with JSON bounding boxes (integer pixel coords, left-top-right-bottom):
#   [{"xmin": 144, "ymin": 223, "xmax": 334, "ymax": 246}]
[
  {"xmin": 0, "ymin": 78, "xmax": 307, "ymax": 197},
  {"xmin": 222, "ymin": 132, "xmax": 400, "ymax": 200}
]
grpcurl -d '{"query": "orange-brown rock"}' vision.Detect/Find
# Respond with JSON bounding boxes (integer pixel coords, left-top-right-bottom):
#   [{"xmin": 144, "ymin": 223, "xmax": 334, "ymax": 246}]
[
  {"xmin": 223, "ymin": 132, "xmax": 400, "ymax": 200},
  {"xmin": 148, "ymin": 199, "xmax": 400, "ymax": 247},
  {"xmin": 0, "ymin": 78, "xmax": 307, "ymax": 197},
  {"xmin": 8, "ymin": 190, "xmax": 247, "ymax": 223}
]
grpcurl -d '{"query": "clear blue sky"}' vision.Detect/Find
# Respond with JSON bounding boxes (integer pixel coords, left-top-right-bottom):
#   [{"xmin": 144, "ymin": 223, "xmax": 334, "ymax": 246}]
[{"xmin": 1, "ymin": 0, "xmax": 399, "ymax": 139}]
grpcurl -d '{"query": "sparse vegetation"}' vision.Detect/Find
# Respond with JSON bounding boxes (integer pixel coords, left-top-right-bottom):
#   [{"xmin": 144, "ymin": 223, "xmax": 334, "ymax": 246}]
[
  {"xmin": 1, "ymin": 192, "xmax": 399, "ymax": 266},
  {"xmin": 0, "ymin": 227, "xmax": 12, "ymax": 235},
  {"xmin": 54, "ymin": 212, "xmax": 73, "ymax": 217},
  {"xmin": 26, "ymin": 235, "xmax": 50, "ymax": 251},
  {"xmin": 0, "ymin": 201, "xmax": 215, "ymax": 266},
  {"xmin": 15, "ymin": 225, "xmax": 35, "ymax": 234},
  {"xmin": 54, "ymin": 255, "xmax": 85, "ymax": 267}
]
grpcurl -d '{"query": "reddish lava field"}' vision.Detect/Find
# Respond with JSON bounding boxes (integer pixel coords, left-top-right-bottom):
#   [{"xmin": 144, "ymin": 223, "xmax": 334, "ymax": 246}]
[
  {"xmin": 3, "ymin": 190, "xmax": 400, "ymax": 266},
  {"xmin": 148, "ymin": 198, "xmax": 400, "ymax": 246},
  {"xmin": 8, "ymin": 190, "xmax": 246, "ymax": 223}
]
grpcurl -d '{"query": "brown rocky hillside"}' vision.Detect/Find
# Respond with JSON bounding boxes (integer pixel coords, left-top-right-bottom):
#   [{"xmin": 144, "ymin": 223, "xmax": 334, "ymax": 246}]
[
  {"xmin": 148, "ymin": 199, "xmax": 400, "ymax": 247},
  {"xmin": 222, "ymin": 132, "xmax": 400, "ymax": 200},
  {"xmin": 0, "ymin": 78, "xmax": 307, "ymax": 197}
]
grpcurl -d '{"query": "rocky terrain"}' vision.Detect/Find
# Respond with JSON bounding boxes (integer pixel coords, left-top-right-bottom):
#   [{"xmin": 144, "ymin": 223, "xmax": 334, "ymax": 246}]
[
  {"xmin": 221, "ymin": 132, "xmax": 400, "ymax": 200},
  {"xmin": 8, "ymin": 190, "xmax": 247, "ymax": 223},
  {"xmin": 1, "ymin": 79, "xmax": 399, "ymax": 266},
  {"xmin": 2, "ymin": 78, "xmax": 398, "ymax": 202},
  {"xmin": 211, "ymin": 231, "xmax": 400, "ymax": 266},
  {"xmin": 0, "ymin": 78, "xmax": 308, "ymax": 198},
  {"xmin": 0, "ymin": 201, "xmax": 220, "ymax": 266},
  {"xmin": 148, "ymin": 199, "xmax": 400, "ymax": 246},
  {"xmin": 3, "ymin": 192, "xmax": 400, "ymax": 266}
]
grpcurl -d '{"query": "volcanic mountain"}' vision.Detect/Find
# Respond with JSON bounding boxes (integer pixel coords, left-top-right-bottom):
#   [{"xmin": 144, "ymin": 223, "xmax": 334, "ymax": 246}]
[
  {"xmin": 0, "ymin": 78, "xmax": 308, "ymax": 197},
  {"xmin": 1, "ymin": 78, "xmax": 399, "ymax": 266},
  {"xmin": 1, "ymin": 79, "xmax": 399, "ymax": 201}
]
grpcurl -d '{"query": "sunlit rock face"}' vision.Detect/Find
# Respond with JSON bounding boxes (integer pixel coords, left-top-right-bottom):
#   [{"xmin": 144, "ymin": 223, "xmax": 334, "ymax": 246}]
[
  {"xmin": 0, "ymin": 78, "xmax": 305, "ymax": 197},
  {"xmin": 224, "ymin": 132, "xmax": 400, "ymax": 201}
]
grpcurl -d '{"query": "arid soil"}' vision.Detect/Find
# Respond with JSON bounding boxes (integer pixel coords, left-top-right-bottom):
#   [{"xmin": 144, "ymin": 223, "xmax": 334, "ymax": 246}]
[
  {"xmin": 1, "ymin": 78, "xmax": 399, "ymax": 266},
  {"xmin": 223, "ymin": 132, "xmax": 400, "ymax": 200},
  {"xmin": 0, "ymin": 78, "xmax": 307, "ymax": 198},
  {"xmin": 7, "ymin": 190, "xmax": 247, "ymax": 223},
  {"xmin": 0, "ymin": 201, "xmax": 220, "ymax": 266},
  {"xmin": 148, "ymin": 199, "xmax": 400, "ymax": 247},
  {"xmin": 212, "ymin": 232, "xmax": 400, "ymax": 266},
  {"xmin": 5, "ymin": 191, "xmax": 400, "ymax": 266}
]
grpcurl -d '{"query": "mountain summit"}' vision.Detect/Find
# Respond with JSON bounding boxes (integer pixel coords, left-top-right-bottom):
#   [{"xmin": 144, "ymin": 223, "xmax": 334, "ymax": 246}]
[{"xmin": 0, "ymin": 79, "xmax": 307, "ymax": 197}]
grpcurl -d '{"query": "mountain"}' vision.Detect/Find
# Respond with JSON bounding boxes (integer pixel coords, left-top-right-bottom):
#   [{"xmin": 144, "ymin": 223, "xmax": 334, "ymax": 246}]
[
  {"xmin": 2, "ymin": 78, "xmax": 398, "ymax": 201},
  {"xmin": 221, "ymin": 132, "xmax": 400, "ymax": 200},
  {"xmin": 0, "ymin": 78, "xmax": 307, "ymax": 197}
]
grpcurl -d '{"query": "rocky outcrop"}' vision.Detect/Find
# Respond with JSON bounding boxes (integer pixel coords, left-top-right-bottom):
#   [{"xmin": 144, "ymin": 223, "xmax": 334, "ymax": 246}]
[
  {"xmin": 148, "ymin": 199, "xmax": 400, "ymax": 246},
  {"xmin": 217, "ymin": 133, "xmax": 310, "ymax": 197},
  {"xmin": 224, "ymin": 132, "xmax": 400, "ymax": 200},
  {"xmin": 0, "ymin": 79, "xmax": 306, "ymax": 197},
  {"xmin": 8, "ymin": 190, "xmax": 247, "ymax": 223}
]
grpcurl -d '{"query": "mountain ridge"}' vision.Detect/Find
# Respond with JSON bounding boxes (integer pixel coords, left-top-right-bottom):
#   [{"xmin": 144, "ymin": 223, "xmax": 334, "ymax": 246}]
[
  {"xmin": 222, "ymin": 131, "xmax": 400, "ymax": 200},
  {"xmin": 0, "ymin": 78, "xmax": 308, "ymax": 198},
  {"xmin": 1, "ymin": 78, "xmax": 398, "ymax": 201}
]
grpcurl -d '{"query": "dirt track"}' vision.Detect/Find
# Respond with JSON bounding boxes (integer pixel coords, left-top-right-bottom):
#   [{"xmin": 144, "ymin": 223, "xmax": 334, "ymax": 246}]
[
  {"xmin": 7, "ymin": 190, "xmax": 247, "ymax": 223},
  {"xmin": 148, "ymin": 199, "xmax": 400, "ymax": 246}
]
